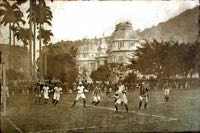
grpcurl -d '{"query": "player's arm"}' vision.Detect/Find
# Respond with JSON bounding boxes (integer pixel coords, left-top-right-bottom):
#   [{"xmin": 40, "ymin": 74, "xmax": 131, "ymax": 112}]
[
  {"xmin": 84, "ymin": 89, "xmax": 89, "ymax": 92},
  {"xmin": 109, "ymin": 93, "xmax": 119, "ymax": 99},
  {"xmin": 60, "ymin": 88, "xmax": 63, "ymax": 94}
]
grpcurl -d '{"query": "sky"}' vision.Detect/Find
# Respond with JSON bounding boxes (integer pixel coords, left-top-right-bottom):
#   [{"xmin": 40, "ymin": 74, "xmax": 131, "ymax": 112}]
[{"xmin": 0, "ymin": 0, "xmax": 199, "ymax": 45}]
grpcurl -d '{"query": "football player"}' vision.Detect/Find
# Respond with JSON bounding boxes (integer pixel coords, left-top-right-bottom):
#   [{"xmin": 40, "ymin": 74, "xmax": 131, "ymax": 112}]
[
  {"xmin": 92, "ymin": 84, "xmax": 102, "ymax": 106},
  {"xmin": 138, "ymin": 83, "xmax": 149, "ymax": 110},
  {"xmin": 53, "ymin": 83, "xmax": 62, "ymax": 105},
  {"xmin": 114, "ymin": 82, "xmax": 128, "ymax": 113},
  {"xmin": 71, "ymin": 82, "xmax": 88, "ymax": 108},
  {"xmin": 43, "ymin": 83, "xmax": 50, "ymax": 104}
]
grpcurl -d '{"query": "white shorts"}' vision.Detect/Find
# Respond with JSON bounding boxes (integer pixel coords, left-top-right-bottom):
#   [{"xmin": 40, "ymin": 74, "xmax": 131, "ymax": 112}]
[
  {"xmin": 75, "ymin": 93, "xmax": 86, "ymax": 101},
  {"xmin": 44, "ymin": 93, "xmax": 49, "ymax": 99},
  {"xmin": 115, "ymin": 96, "xmax": 128, "ymax": 104},
  {"xmin": 53, "ymin": 93, "xmax": 61, "ymax": 101},
  {"xmin": 139, "ymin": 96, "xmax": 148, "ymax": 102},
  {"xmin": 93, "ymin": 96, "xmax": 100, "ymax": 102},
  {"xmin": 164, "ymin": 89, "xmax": 170, "ymax": 95}
]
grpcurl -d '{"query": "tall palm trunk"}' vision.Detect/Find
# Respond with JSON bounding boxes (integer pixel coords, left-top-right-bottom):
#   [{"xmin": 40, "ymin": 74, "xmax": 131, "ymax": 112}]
[
  {"xmin": 12, "ymin": 24, "xmax": 16, "ymax": 73},
  {"xmin": 9, "ymin": 23, "xmax": 12, "ymax": 69},
  {"xmin": 44, "ymin": 45, "xmax": 47, "ymax": 78},
  {"xmin": 39, "ymin": 23, "xmax": 43, "ymax": 79},
  {"xmin": 29, "ymin": 0, "xmax": 33, "ymax": 80},
  {"xmin": 33, "ymin": 22, "xmax": 36, "ymax": 80},
  {"xmin": 32, "ymin": 0, "xmax": 36, "ymax": 80}
]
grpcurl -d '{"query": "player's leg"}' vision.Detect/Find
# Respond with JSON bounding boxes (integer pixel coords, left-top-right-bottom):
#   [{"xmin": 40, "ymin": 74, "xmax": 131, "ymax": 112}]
[
  {"xmin": 35, "ymin": 94, "xmax": 38, "ymax": 104},
  {"xmin": 138, "ymin": 96, "xmax": 143, "ymax": 109},
  {"xmin": 124, "ymin": 99, "xmax": 128, "ymax": 113},
  {"xmin": 55, "ymin": 95, "xmax": 60, "ymax": 105},
  {"xmin": 94, "ymin": 96, "xmax": 100, "ymax": 106},
  {"xmin": 44, "ymin": 94, "xmax": 47, "ymax": 104},
  {"xmin": 83, "ymin": 98, "xmax": 86, "ymax": 108},
  {"xmin": 92, "ymin": 96, "xmax": 96, "ymax": 105},
  {"xmin": 44, "ymin": 99, "xmax": 47, "ymax": 104},
  {"xmin": 71, "ymin": 100, "xmax": 77, "ymax": 107},
  {"xmin": 38, "ymin": 94, "xmax": 41, "ymax": 104},
  {"xmin": 81, "ymin": 94, "xmax": 86, "ymax": 108},
  {"xmin": 166, "ymin": 94, "xmax": 169, "ymax": 102},
  {"xmin": 55, "ymin": 100, "xmax": 58, "ymax": 105},
  {"xmin": 52, "ymin": 99, "xmax": 55, "ymax": 104},
  {"xmin": 115, "ymin": 99, "xmax": 121, "ymax": 113},
  {"xmin": 53, "ymin": 93, "xmax": 57, "ymax": 104},
  {"xmin": 92, "ymin": 101, "xmax": 95, "ymax": 105},
  {"xmin": 46, "ymin": 95, "xmax": 49, "ymax": 104},
  {"xmin": 115, "ymin": 103, "xmax": 118, "ymax": 113},
  {"xmin": 166, "ymin": 89, "xmax": 170, "ymax": 101},
  {"xmin": 53, "ymin": 96, "xmax": 57, "ymax": 105},
  {"xmin": 144, "ymin": 97, "xmax": 148, "ymax": 110},
  {"xmin": 71, "ymin": 94, "xmax": 79, "ymax": 107},
  {"xmin": 95, "ymin": 100, "xmax": 100, "ymax": 106},
  {"xmin": 124, "ymin": 104, "xmax": 128, "ymax": 113}
]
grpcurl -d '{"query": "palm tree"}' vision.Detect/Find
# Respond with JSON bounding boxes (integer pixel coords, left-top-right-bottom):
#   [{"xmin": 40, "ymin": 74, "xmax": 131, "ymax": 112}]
[
  {"xmin": 0, "ymin": 1, "xmax": 24, "ymax": 69},
  {"xmin": 15, "ymin": 27, "xmax": 33, "ymax": 48},
  {"xmin": 15, "ymin": 26, "xmax": 33, "ymax": 78},
  {"xmin": 14, "ymin": 0, "xmax": 53, "ymax": 79},
  {"xmin": 37, "ymin": 28, "xmax": 53, "ymax": 45},
  {"xmin": 37, "ymin": 2, "xmax": 52, "ymax": 79},
  {"xmin": 27, "ymin": 0, "xmax": 53, "ymax": 79},
  {"xmin": 11, "ymin": 10, "xmax": 25, "ymax": 69},
  {"xmin": 37, "ymin": 28, "xmax": 53, "ymax": 77}
]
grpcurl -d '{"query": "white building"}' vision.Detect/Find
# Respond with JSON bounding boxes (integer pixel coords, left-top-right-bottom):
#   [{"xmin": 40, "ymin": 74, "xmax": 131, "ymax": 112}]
[
  {"xmin": 76, "ymin": 39, "xmax": 98, "ymax": 81},
  {"xmin": 76, "ymin": 21, "xmax": 141, "ymax": 82},
  {"xmin": 108, "ymin": 21, "xmax": 140, "ymax": 65},
  {"xmin": 95, "ymin": 38, "xmax": 108, "ymax": 68}
]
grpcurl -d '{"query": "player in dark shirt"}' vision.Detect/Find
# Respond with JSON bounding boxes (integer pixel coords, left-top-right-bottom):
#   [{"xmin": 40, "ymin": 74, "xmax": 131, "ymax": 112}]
[
  {"xmin": 34, "ymin": 81, "xmax": 43, "ymax": 104},
  {"xmin": 138, "ymin": 83, "xmax": 149, "ymax": 110}
]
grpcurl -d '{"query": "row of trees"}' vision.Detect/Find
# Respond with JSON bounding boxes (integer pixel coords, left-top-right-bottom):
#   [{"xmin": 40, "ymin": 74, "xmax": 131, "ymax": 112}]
[
  {"xmin": 90, "ymin": 40, "xmax": 200, "ymax": 85},
  {"xmin": 129, "ymin": 40, "xmax": 200, "ymax": 81},
  {"xmin": 0, "ymin": 0, "xmax": 53, "ymax": 80}
]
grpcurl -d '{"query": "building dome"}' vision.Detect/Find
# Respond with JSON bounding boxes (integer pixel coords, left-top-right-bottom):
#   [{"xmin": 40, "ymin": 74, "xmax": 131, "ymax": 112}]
[{"xmin": 112, "ymin": 21, "xmax": 133, "ymax": 40}]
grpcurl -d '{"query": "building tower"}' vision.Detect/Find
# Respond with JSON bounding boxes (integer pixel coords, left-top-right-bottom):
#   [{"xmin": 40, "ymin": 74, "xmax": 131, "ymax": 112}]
[{"xmin": 107, "ymin": 21, "xmax": 139, "ymax": 65}]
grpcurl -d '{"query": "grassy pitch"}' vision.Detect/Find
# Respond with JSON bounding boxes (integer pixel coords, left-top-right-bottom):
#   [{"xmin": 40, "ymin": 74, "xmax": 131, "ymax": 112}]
[{"xmin": 1, "ymin": 88, "xmax": 200, "ymax": 132}]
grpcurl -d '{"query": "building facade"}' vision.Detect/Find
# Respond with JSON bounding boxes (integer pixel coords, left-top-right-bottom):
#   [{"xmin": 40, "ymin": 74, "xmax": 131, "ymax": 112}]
[
  {"xmin": 0, "ymin": 44, "xmax": 29, "ymax": 79},
  {"xmin": 108, "ymin": 21, "xmax": 140, "ymax": 65},
  {"xmin": 76, "ymin": 39, "xmax": 98, "ymax": 82},
  {"xmin": 76, "ymin": 21, "xmax": 141, "ymax": 82}
]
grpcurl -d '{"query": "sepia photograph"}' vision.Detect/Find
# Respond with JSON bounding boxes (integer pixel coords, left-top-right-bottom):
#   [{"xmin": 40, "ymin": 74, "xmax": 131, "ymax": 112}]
[{"xmin": 0, "ymin": 0, "xmax": 200, "ymax": 132}]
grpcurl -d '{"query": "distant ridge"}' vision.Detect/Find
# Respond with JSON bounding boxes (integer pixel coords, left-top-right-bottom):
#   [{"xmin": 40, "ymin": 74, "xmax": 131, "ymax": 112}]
[{"xmin": 140, "ymin": 6, "xmax": 199, "ymax": 43}]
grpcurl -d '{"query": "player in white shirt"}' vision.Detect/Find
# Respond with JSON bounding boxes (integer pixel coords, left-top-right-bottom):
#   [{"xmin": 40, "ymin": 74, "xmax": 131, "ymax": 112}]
[
  {"xmin": 43, "ymin": 84, "xmax": 50, "ymax": 104},
  {"xmin": 114, "ymin": 83, "xmax": 128, "ymax": 113},
  {"xmin": 53, "ymin": 84, "xmax": 62, "ymax": 105},
  {"xmin": 163, "ymin": 82, "xmax": 170, "ymax": 102},
  {"xmin": 71, "ymin": 82, "xmax": 88, "ymax": 108}
]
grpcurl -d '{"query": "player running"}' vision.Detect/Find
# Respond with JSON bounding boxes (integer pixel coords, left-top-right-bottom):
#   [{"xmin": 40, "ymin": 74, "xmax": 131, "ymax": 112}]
[
  {"xmin": 114, "ymin": 83, "xmax": 128, "ymax": 113},
  {"xmin": 163, "ymin": 82, "xmax": 170, "ymax": 102},
  {"xmin": 52, "ymin": 84, "xmax": 62, "ymax": 106},
  {"xmin": 92, "ymin": 84, "xmax": 102, "ymax": 106},
  {"xmin": 34, "ymin": 81, "xmax": 43, "ymax": 104},
  {"xmin": 71, "ymin": 82, "xmax": 89, "ymax": 108},
  {"xmin": 138, "ymin": 83, "xmax": 149, "ymax": 110},
  {"xmin": 43, "ymin": 83, "xmax": 50, "ymax": 104}
]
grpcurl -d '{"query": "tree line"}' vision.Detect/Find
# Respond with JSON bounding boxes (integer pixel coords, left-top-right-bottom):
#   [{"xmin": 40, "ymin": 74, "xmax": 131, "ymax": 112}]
[
  {"xmin": 129, "ymin": 39, "xmax": 200, "ymax": 80},
  {"xmin": 91, "ymin": 39, "xmax": 200, "ymax": 87}
]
